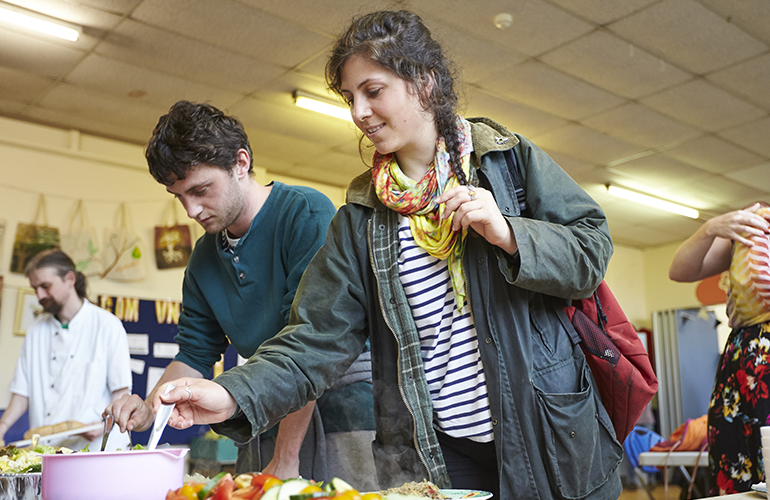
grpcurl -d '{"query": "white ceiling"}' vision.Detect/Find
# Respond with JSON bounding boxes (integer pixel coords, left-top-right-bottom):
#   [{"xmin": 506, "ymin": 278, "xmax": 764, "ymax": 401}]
[{"xmin": 1, "ymin": 0, "xmax": 769, "ymax": 249}]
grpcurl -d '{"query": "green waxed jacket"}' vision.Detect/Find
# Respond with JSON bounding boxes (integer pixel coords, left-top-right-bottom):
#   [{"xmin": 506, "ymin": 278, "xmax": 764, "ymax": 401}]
[{"xmin": 213, "ymin": 118, "xmax": 624, "ymax": 500}]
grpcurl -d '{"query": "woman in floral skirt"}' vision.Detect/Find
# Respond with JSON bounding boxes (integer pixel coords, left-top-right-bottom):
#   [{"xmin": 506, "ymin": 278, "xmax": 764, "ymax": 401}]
[{"xmin": 670, "ymin": 202, "xmax": 770, "ymax": 495}]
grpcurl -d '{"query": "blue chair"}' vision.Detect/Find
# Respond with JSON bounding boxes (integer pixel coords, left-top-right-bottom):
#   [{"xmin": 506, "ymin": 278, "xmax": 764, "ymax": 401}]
[{"xmin": 624, "ymin": 426, "xmax": 665, "ymax": 499}]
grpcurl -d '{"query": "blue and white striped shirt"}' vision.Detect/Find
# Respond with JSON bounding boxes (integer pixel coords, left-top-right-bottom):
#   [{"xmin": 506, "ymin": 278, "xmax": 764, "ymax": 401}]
[{"xmin": 397, "ymin": 215, "xmax": 494, "ymax": 443}]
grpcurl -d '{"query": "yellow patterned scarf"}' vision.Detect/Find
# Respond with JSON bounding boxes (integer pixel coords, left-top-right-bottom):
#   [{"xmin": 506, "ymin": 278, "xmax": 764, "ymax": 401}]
[
  {"xmin": 372, "ymin": 116, "xmax": 473, "ymax": 308},
  {"xmin": 729, "ymin": 206, "xmax": 770, "ymax": 327}
]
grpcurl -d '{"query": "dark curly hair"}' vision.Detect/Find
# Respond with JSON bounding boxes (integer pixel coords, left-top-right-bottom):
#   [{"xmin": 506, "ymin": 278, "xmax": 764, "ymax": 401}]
[
  {"xmin": 326, "ymin": 10, "xmax": 467, "ymax": 185},
  {"xmin": 145, "ymin": 101, "xmax": 253, "ymax": 186}
]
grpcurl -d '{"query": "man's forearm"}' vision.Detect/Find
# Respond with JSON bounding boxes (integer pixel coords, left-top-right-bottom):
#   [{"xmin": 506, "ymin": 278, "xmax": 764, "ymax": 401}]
[
  {"xmin": 263, "ymin": 402, "xmax": 316, "ymax": 478},
  {"xmin": 0, "ymin": 394, "xmax": 30, "ymax": 442}
]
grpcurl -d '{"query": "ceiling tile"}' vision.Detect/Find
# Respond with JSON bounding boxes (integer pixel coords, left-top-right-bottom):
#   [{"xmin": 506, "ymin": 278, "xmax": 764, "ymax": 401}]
[
  {"xmin": 662, "ymin": 135, "xmax": 764, "ymax": 173},
  {"xmin": 442, "ymin": 30, "xmax": 527, "ymax": 86},
  {"xmin": 606, "ymin": 154, "xmax": 710, "ymax": 190},
  {"xmin": 581, "ymin": 102, "xmax": 702, "ymax": 149},
  {"xmin": 416, "ymin": 0, "xmax": 594, "ymax": 56},
  {"xmin": 0, "ymin": 66, "xmax": 55, "ymax": 103},
  {"xmin": 641, "ymin": 78, "xmax": 766, "ymax": 132},
  {"xmin": 66, "ymin": 54, "xmax": 243, "ymax": 109},
  {"xmin": 532, "ymin": 124, "xmax": 644, "ymax": 165},
  {"xmin": 482, "ymin": 60, "xmax": 625, "ymax": 120},
  {"xmin": 464, "ymin": 89, "xmax": 569, "ymax": 138},
  {"xmin": 696, "ymin": 0, "xmax": 770, "ymax": 46},
  {"xmin": 96, "ymin": 20, "xmax": 286, "ymax": 94},
  {"xmin": 229, "ymin": 96, "xmax": 358, "ymax": 151},
  {"xmin": 718, "ymin": 117, "xmax": 770, "ymax": 157},
  {"xmin": 608, "ymin": 0, "xmax": 767, "ymax": 74},
  {"xmin": 24, "ymin": 103, "xmax": 153, "ymax": 144},
  {"xmin": 0, "ymin": 28, "xmax": 84, "ymax": 79},
  {"xmin": 683, "ymin": 174, "xmax": 768, "ymax": 207},
  {"xmin": 242, "ymin": 0, "xmax": 390, "ymax": 35},
  {"xmin": 707, "ymin": 53, "xmax": 770, "ymax": 110},
  {"xmin": 31, "ymin": 82, "xmax": 164, "ymax": 140},
  {"xmin": 541, "ymin": 30, "xmax": 691, "ymax": 99},
  {"xmin": 725, "ymin": 162, "xmax": 770, "ymax": 193},
  {"xmin": 0, "ymin": 98, "xmax": 28, "ymax": 117},
  {"xmin": 131, "ymin": 0, "xmax": 331, "ymax": 68},
  {"xmin": 547, "ymin": 0, "xmax": 659, "ymax": 25}
]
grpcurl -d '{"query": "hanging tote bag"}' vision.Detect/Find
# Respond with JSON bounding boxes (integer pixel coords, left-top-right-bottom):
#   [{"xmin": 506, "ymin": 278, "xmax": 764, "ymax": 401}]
[
  {"xmin": 60, "ymin": 200, "xmax": 103, "ymax": 275},
  {"xmin": 154, "ymin": 201, "xmax": 192, "ymax": 269},
  {"xmin": 10, "ymin": 194, "xmax": 60, "ymax": 274},
  {"xmin": 101, "ymin": 203, "xmax": 147, "ymax": 282}
]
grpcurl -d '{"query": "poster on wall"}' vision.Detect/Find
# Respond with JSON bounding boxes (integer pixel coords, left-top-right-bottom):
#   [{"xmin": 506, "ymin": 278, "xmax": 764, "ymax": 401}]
[
  {"xmin": 98, "ymin": 295, "xmax": 238, "ymax": 445},
  {"xmin": 0, "ymin": 219, "xmax": 6, "ymax": 262}
]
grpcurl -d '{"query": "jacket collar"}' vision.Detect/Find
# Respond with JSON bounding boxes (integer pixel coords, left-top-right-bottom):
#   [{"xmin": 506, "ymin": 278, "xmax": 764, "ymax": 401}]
[{"xmin": 345, "ymin": 116, "xmax": 519, "ymax": 209}]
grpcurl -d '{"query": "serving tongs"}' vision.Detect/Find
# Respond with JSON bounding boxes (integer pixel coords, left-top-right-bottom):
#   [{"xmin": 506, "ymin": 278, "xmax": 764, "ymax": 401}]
[
  {"xmin": 100, "ymin": 413, "xmax": 114, "ymax": 451},
  {"xmin": 147, "ymin": 384, "xmax": 176, "ymax": 450}
]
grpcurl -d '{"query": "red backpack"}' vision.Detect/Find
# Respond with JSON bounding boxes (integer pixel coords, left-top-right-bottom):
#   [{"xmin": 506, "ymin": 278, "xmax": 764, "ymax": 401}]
[
  {"xmin": 504, "ymin": 149, "xmax": 658, "ymax": 442},
  {"xmin": 564, "ymin": 282, "xmax": 659, "ymax": 442}
]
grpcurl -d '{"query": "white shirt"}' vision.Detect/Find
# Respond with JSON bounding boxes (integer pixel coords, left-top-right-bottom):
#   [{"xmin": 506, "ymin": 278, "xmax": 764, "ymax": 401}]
[{"xmin": 10, "ymin": 300, "xmax": 132, "ymax": 450}]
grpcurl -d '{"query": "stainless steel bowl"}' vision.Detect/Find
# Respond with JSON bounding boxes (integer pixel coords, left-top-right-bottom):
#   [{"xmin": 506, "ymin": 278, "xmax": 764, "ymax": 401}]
[{"xmin": 0, "ymin": 473, "xmax": 42, "ymax": 500}]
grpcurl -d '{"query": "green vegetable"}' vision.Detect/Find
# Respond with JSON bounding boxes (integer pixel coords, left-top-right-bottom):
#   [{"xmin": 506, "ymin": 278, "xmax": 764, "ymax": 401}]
[
  {"xmin": 198, "ymin": 471, "xmax": 227, "ymax": 500},
  {"xmin": 32, "ymin": 445, "xmax": 56, "ymax": 455},
  {"xmin": 132, "ymin": 444, "xmax": 146, "ymax": 450},
  {"xmin": 80, "ymin": 445, "xmax": 90, "ymax": 452}
]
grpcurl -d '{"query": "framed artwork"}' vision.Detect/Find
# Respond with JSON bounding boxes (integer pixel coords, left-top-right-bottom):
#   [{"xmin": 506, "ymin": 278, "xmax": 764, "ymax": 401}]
[{"xmin": 14, "ymin": 287, "xmax": 40, "ymax": 336}]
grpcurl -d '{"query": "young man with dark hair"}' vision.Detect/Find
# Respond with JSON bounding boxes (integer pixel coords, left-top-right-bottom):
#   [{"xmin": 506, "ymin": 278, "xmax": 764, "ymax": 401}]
[{"xmin": 107, "ymin": 101, "xmax": 376, "ymax": 484}]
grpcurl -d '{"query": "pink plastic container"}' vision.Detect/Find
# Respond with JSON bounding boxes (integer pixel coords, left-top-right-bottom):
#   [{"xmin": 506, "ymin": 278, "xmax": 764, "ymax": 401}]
[{"xmin": 41, "ymin": 448, "xmax": 188, "ymax": 500}]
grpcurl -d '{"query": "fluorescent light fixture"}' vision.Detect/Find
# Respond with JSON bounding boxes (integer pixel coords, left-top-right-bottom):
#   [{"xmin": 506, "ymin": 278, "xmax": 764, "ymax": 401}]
[
  {"xmin": 293, "ymin": 90, "xmax": 352, "ymax": 122},
  {"xmin": 607, "ymin": 184, "xmax": 699, "ymax": 219},
  {"xmin": 0, "ymin": 3, "xmax": 81, "ymax": 41}
]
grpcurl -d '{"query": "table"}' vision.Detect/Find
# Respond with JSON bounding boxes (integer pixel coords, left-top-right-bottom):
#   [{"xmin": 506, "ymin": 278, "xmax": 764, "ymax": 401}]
[
  {"xmin": 638, "ymin": 451, "xmax": 709, "ymax": 498},
  {"xmin": 639, "ymin": 451, "xmax": 709, "ymax": 468}
]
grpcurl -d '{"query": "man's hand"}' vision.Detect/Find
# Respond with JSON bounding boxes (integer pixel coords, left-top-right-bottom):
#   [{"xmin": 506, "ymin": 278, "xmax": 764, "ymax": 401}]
[{"xmin": 104, "ymin": 394, "xmax": 155, "ymax": 433}]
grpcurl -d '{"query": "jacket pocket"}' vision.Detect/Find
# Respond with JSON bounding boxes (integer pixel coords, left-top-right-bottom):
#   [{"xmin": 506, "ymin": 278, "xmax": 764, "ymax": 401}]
[{"xmin": 533, "ymin": 358, "xmax": 623, "ymax": 499}]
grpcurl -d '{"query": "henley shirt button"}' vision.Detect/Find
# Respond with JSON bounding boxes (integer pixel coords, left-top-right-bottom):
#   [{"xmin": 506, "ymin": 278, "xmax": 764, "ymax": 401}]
[
  {"xmin": 492, "ymin": 418, "xmax": 498, "ymax": 426},
  {"xmin": 50, "ymin": 384, "xmax": 54, "ymax": 388},
  {"xmin": 478, "ymin": 258, "xmax": 484, "ymax": 264},
  {"xmin": 569, "ymin": 431, "xmax": 576, "ymax": 438},
  {"xmin": 52, "ymin": 356, "xmax": 56, "ymax": 360},
  {"xmin": 390, "ymin": 297, "xmax": 396, "ymax": 304},
  {"xmin": 378, "ymin": 224, "xmax": 386, "ymax": 230},
  {"xmin": 47, "ymin": 413, "xmax": 50, "ymax": 417},
  {"xmin": 485, "ymin": 337, "xmax": 492, "ymax": 344},
  {"xmin": 239, "ymin": 272, "xmax": 246, "ymax": 280},
  {"xmin": 233, "ymin": 256, "xmax": 240, "ymax": 263}
]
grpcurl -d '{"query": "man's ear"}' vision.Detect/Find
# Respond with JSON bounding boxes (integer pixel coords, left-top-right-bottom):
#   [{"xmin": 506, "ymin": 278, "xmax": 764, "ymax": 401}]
[
  {"xmin": 63, "ymin": 270, "xmax": 77, "ymax": 287},
  {"xmin": 234, "ymin": 149, "xmax": 251, "ymax": 179}
]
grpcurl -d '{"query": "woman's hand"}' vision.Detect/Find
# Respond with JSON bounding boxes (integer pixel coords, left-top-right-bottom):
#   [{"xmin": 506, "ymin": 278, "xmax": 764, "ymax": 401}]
[
  {"xmin": 703, "ymin": 202, "xmax": 770, "ymax": 246},
  {"xmin": 436, "ymin": 185, "xmax": 518, "ymax": 254},
  {"xmin": 154, "ymin": 378, "xmax": 239, "ymax": 429}
]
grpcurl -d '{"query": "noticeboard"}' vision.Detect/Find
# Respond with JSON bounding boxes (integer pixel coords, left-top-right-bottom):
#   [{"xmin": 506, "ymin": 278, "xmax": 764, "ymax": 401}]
[{"xmin": 98, "ymin": 295, "xmax": 239, "ymax": 445}]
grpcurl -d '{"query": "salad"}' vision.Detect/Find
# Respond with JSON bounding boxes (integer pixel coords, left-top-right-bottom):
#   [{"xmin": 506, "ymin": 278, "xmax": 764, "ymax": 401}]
[
  {"xmin": 167, "ymin": 474, "xmax": 381, "ymax": 500},
  {"xmin": 0, "ymin": 444, "xmax": 57, "ymax": 473}
]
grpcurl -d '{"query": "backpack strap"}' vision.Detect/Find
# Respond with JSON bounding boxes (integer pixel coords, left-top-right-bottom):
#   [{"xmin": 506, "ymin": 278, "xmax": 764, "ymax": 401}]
[{"xmin": 503, "ymin": 148, "xmax": 531, "ymax": 219}]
